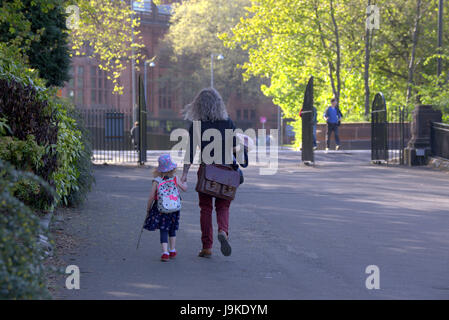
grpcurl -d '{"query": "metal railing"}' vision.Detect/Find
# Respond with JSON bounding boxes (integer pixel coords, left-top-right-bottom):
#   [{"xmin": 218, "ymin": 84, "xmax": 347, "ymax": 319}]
[
  {"xmin": 371, "ymin": 92, "xmax": 410, "ymax": 165},
  {"xmin": 387, "ymin": 106, "xmax": 411, "ymax": 165},
  {"xmin": 80, "ymin": 109, "xmax": 137, "ymax": 163},
  {"xmin": 431, "ymin": 122, "xmax": 449, "ymax": 160},
  {"xmin": 79, "ymin": 109, "xmax": 192, "ymax": 163}
]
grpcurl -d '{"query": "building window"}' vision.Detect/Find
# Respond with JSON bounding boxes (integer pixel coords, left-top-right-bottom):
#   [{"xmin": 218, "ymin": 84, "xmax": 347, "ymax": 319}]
[
  {"xmin": 236, "ymin": 110, "xmax": 241, "ymax": 120},
  {"xmin": 159, "ymin": 77, "xmax": 172, "ymax": 109},
  {"xmin": 76, "ymin": 66, "xmax": 84, "ymax": 105},
  {"xmin": 243, "ymin": 109, "xmax": 248, "ymax": 120},
  {"xmin": 90, "ymin": 66, "xmax": 110, "ymax": 106},
  {"xmin": 250, "ymin": 109, "xmax": 256, "ymax": 120}
]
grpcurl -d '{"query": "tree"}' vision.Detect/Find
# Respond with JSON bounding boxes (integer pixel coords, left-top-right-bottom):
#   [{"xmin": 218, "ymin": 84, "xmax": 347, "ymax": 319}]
[
  {"xmin": 0, "ymin": 0, "xmax": 70, "ymax": 87},
  {"xmin": 68, "ymin": 0, "xmax": 148, "ymax": 94},
  {"xmin": 406, "ymin": 0, "xmax": 422, "ymax": 105},
  {"xmin": 364, "ymin": 0, "xmax": 372, "ymax": 117},
  {"xmin": 223, "ymin": 0, "xmax": 449, "ymax": 147},
  {"xmin": 161, "ymin": 0, "xmax": 267, "ymax": 106}
]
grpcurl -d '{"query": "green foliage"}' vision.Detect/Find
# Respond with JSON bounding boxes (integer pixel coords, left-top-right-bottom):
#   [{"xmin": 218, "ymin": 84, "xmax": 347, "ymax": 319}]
[
  {"xmin": 0, "ymin": 159, "xmax": 54, "ymax": 299},
  {"xmin": 416, "ymin": 72, "xmax": 449, "ymax": 123},
  {"xmin": 162, "ymin": 0, "xmax": 266, "ymax": 106},
  {"xmin": 0, "ymin": 43, "xmax": 93, "ymax": 208},
  {"xmin": 0, "ymin": 0, "xmax": 71, "ymax": 86},
  {"xmin": 0, "ymin": 117, "xmax": 11, "ymax": 136},
  {"xmin": 69, "ymin": 0, "xmax": 146, "ymax": 94},
  {"xmin": 12, "ymin": 178, "xmax": 42, "ymax": 210},
  {"xmin": 0, "ymin": 135, "xmax": 51, "ymax": 209},
  {"xmin": 0, "ymin": 135, "xmax": 45, "ymax": 171},
  {"xmin": 0, "ymin": 44, "xmax": 58, "ymax": 209},
  {"xmin": 65, "ymin": 104, "xmax": 94, "ymax": 207},
  {"xmin": 223, "ymin": 0, "xmax": 449, "ymax": 146},
  {"xmin": 51, "ymin": 99, "xmax": 85, "ymax": 206}
]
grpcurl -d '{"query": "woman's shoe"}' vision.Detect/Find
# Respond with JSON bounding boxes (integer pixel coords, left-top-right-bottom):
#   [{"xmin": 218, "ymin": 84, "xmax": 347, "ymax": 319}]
[
  {"xmin": 161, "ymin": 253, "xmax": 170, "ymax": 262},
  {"xmin": 198, "ymin": 248, "xmax": 212, "ymax": 258},
  {"xmin": 169, "ymin": 251, "xmax": 177, "ymax": 259},
  {"xmin": 218, "ymin": 230, "xmax": 232, "ymax": 256}
]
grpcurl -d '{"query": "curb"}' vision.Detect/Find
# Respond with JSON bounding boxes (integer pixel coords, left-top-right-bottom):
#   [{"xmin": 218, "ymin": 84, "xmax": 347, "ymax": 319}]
[
  {"xmin": 39, "ymin": 209, "xmax": 54, "ymax": 231},
  {"xmin": 39, "ymin": 209, "xmax": 55, "ymax": 257}
]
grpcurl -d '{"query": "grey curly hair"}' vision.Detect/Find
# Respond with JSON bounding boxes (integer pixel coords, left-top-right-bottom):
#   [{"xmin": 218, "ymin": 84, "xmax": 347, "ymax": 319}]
[{"xmin": 182, "ymin": 87, "xmax": 229, "ymax": 121}]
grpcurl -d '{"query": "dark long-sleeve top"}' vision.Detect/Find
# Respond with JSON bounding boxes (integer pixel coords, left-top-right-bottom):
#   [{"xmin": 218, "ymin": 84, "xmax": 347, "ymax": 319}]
[{"xmin": 186, "ymin": 118, "xmax": 237, "ymax": 165}]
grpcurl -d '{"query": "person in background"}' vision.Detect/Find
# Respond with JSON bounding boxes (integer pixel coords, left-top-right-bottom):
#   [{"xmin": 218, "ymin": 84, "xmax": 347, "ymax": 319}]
[
  {"xmin": 323, "ymin": 98, "xmax": 341, "ymax": 151},
  {"xmin": 130, "ymin": 121, "xmax": 139, "ymax": 151}
]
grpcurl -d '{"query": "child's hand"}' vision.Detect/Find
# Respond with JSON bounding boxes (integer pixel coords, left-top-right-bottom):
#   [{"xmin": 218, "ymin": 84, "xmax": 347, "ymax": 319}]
[{"xmin": 178, "ymin": 180, "xmax": 187, "ymax": 192}]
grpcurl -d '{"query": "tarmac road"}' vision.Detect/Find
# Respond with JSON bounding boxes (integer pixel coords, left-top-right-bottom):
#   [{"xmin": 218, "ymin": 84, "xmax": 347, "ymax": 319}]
[{"xmin": 56, "ymin": 151, "xmax": 449, "ymax": 299}]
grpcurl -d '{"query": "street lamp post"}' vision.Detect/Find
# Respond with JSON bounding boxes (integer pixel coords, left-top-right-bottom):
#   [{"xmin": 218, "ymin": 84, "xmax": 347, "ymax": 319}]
[
  {"xmin": 144, "ymin": 60, "xmax": 155, "ymax": 108},
  {"xmin": 210, "ymin": 53, "xmax": 224, "ymax": 88},
  {"xmin": 437, "ymin": 0, "xmax": 444, "ymax": 78},
  {"xmin": 131, "ymin": 0, "xmax": 137, "ymax": 123}
]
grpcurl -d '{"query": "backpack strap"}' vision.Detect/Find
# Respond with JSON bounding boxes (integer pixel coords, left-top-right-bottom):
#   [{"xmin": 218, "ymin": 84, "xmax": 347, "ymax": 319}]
[{"xmin": 153, "ymin": 177, "xmax": 164, "ymax": 185}]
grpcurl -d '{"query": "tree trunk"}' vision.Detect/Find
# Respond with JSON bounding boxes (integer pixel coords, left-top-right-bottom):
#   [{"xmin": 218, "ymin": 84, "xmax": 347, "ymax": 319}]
[
  {"xmin": 314, "ymin": 2, "xmax": 337, "ymax": 98},
  {"xmin": 406, "ymin": 0, "xmax": 422, "ymax": 105},
  {"xmin": 364, "ymin": 0, "xmax": 371, "ymax": 117},
  {"xmin": 330, "ymin": 0, "xmax": 341, "ymax": 102}
]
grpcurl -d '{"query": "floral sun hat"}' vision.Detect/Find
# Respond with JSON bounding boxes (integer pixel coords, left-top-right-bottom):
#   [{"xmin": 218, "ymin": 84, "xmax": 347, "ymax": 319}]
[{"xmin": 157, "ymin": 154, "xmax": 177, "ymax": 173}]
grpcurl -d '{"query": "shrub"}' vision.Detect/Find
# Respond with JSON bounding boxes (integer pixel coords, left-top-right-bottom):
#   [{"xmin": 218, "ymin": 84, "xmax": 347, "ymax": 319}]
[
  {"xmin": 0, "ymin": 44, "xmax": 58, "ymax": 209},
  {"xmin": 0, "ymin": 117, "xmax": 11, "ymax": 136},
  {"xmin": 0, "ymin": 160, "xmax": 55, "ymax": 299},
  {"xmin": 0, "ymin": 135, "xmax": 45, "ymax": 171},
  {"xmin": 1, "ymin": 44, "xmax": 94, "ymax": 208},
  {"xmin": 51, "ymin": 99, "xmax": 84, "ymax": 206},
  {"xmin": 0, "ymin": 77, "xmax": 59, "ymax": 185},
  {"xmin": 65, "ymin": 104, "xmax": 95, "ymax": 207},
  {"xmin": 0, "ymin": 135, "xmax": 52, "ymax": 209}
]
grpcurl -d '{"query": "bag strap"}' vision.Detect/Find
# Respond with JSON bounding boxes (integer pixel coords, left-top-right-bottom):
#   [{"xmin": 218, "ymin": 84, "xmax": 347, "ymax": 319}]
[
  {"xmin": 233, "ymin": 148, "xmax": 249, "ymax": 168},
  {"xmin": 153, "ymin": 177, "xmax": 163, "ymax": 185}
]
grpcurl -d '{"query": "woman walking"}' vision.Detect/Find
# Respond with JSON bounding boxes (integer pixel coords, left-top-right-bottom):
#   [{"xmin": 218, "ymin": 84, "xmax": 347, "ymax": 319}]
[{"xmin": 180, "ymin": 88, "xmax": 236, "ymax": 258}]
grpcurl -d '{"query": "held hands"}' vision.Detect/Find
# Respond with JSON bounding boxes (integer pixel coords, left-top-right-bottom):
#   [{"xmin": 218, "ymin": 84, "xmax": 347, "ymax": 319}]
[{"xmin": 178, "ymin": 179, "xmax": 188, "ymax": 192}]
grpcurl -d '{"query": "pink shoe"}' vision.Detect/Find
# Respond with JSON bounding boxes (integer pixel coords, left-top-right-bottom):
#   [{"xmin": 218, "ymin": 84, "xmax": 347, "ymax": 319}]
[{"xmin": 161, "ymin": 253, "xmax": 170, "ymax": 262}]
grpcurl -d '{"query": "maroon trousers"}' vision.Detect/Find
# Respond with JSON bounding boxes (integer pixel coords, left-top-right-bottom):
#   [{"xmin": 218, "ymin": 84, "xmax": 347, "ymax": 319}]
[{"xmin": 198, "ymin": 192, "xmax": 231, "ymax": 249}]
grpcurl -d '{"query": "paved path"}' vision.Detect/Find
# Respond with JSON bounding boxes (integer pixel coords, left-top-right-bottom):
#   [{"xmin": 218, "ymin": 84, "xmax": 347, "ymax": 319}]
[{"xmin": 57, "ymin": 151, "xmax": 449, "ymax": 299}]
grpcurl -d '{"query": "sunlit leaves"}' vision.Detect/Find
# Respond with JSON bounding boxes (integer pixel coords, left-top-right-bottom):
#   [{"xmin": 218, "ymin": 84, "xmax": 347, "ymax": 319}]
[
  {"xmin": 68, "ymin": 0, "xmax": 146, "ymax": 94},
  {"xmin": 223, "ymin": 0, "xmax": 449, "ymax": 147}
]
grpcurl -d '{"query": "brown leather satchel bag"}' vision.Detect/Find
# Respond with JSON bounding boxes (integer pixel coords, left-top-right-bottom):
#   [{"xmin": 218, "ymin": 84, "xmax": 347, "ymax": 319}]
[{"xmin": 195, "ymin": 164, "xmax": 240, "ymax": 201}]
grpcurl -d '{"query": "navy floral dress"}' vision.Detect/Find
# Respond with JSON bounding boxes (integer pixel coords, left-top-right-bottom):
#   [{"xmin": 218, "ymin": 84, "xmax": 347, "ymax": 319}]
[{"xmin": 143, "ymin": 181, "xmax": 180, "ymax": 232}]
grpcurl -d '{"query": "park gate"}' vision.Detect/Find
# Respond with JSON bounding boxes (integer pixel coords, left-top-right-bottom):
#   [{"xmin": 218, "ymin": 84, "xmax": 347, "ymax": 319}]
[
  {"xmin": 371, "ymin": 92, "xmax": 410, "ymax": 164},
  {"xmin": 301, "ymin": 76, "xmax": 314, "ymax": 164},
  {"xmin": 79, "ymin": 76, "xmax": 148, "ymax": 164},
  {"xmin": 138, "ymin": 75, "xmax": 147, "ymax": 164},
  {"xmin": 371, "ymin": 93, "xmax": 388, "ymax": 162}
]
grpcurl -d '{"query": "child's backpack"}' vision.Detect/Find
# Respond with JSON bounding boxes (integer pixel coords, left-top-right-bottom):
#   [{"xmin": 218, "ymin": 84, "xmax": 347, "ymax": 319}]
[{"xmin": 155, "ymin": 176, "xmax": 182, "ymax": 213}]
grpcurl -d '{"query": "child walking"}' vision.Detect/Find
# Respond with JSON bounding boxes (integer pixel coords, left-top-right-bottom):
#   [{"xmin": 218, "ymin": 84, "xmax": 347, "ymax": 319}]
[{"xmin": 144, "ymin": 154, "xmax": 187, "ymax": 262}]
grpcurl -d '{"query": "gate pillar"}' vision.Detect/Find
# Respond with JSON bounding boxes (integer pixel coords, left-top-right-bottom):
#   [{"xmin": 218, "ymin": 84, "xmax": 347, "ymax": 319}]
[{"xmin": 405, "ymin": 105, "xmax": 442, "ymax": 166}]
